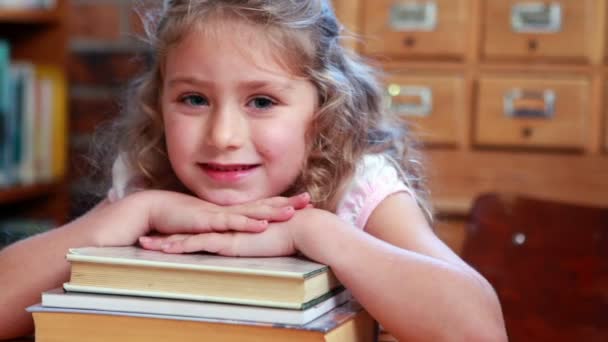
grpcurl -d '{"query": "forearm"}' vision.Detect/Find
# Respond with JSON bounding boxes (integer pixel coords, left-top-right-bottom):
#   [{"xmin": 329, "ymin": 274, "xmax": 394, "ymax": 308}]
[
  {"xmin": 0, "ymin": 219, "xmax": 99, "ymax": 339},
  {"xmin": 297, "ymin": 222, "xmax": 506, "ymax": 341}
]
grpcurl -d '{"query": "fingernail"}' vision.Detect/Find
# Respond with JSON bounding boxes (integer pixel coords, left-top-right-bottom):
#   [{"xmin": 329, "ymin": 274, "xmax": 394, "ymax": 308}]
[
  {"xmin": 139, "ymin": 236, "xmax": 150, "ymax": 243},
  {"xmin": 161, "ymin": 242, "xmax": 172, "ymax": 250},
  {"xmin": 259, "ymin": 220, "xmax": 268, "ymax": 227}
]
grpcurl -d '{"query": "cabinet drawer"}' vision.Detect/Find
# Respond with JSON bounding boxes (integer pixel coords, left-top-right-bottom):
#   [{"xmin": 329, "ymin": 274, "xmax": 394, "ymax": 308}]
[
  {"xmin": 475, "ymin": 75, "xmax": 589, "ymax": 149},
  {"xmin": 361, "ymin": 0, "xmax": 470, "ymax": 59},
  {"xmin": 482, "ymin": 0, "xmax": 595, "ymax": 62},
  {"xmin": 385, "ymin": 73, "xmax": 465, "ymax": 145}
]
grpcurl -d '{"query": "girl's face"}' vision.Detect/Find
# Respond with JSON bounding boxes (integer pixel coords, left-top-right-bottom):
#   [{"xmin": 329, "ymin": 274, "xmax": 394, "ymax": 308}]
[{"xmin": 161, "ymin": 22, "xmax": 317, "ymax": 206}]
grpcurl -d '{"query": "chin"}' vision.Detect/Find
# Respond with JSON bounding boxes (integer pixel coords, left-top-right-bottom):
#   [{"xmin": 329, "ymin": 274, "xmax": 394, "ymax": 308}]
[{"xmin": 199, "ymin": 191, "xmax": 262, "ymax": 206}]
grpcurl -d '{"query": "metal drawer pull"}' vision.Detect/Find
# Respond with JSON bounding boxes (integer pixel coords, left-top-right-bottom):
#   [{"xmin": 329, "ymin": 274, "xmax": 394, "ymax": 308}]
[
  {"xmin": 504, "ymin": 89, "xmax": 556, "ymax": 119},
  {"xmin": 387, "ymin": 84, "xmax": 433, "ymax": 117},
  {"xmin": 389, "ymin": 1, "xmax": 437, "ymax": 31},
  {"xmin": 511, "ymin": 2, "xmax": 562, "ymax": 33}
]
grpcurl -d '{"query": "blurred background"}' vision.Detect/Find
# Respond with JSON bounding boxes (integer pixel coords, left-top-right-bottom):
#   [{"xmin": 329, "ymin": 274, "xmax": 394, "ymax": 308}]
[{"xmin": 0, "ymin": 0, "xmax": 606, "ymax": 341}]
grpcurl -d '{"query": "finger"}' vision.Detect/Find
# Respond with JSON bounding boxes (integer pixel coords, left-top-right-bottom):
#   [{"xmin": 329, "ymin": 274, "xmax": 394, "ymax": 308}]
[
  {"xmin": 256, "ymin": 193, "xmax": 310, "ymax": 209},
  {"xmin": 139, "ymin": 234, "xmax": 190, "ymax": 250},
  {"xmin": 228, "ymin": 204, "xmax": 295, "ymax": 222},
  {"xmin": 153, "ymin": 209, "xmax": 268, "ymax": 235},
  {"xmin": 288, "ymin": 192, "xmax": 311, "ymax": 210},
  {"xmin": 204, "ymin": 212, "xmax": 269, "ymax": 233},
  {"xmin": 161, "ymin": 232, "xmax": 236, "ymax": 255},
  {"xmin": 162, "ymin": 226, "xmax": 295, "ymax": 257}
]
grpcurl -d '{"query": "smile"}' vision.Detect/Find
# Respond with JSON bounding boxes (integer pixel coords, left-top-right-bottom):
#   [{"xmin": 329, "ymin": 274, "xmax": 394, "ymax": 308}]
[
  {"xmin": 199, "ymin": 163, "xmax": 261, "ymax": 182},
  {"xmin": 202, "ymin": 163, "xmax": 260, "ymax": 171}
]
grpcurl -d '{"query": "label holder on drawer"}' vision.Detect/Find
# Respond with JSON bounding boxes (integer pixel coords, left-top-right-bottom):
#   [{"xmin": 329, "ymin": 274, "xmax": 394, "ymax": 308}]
[
  {"xmin": 389, "ymin": 2, "xmax": 438, "ymax": 31},
  {"xmin": 511, "ymin": 2, "xmax": 562, "ymax": 34},
  {"xmin": 387, "ymin": 84, "xmax": 433, "ymax": 117},
  {"xmin": 504, "ymin": 89, "xmax": 556, "ymax": 119}
]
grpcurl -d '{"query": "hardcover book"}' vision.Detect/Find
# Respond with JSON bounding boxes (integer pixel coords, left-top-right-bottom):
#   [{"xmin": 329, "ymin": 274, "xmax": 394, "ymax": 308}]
[
  {"xmin": 29, "ymin": 301, "xmax": 377, "ymax": 342},
  {"xmin": 42, "ymin": 287, "xmax": 350, "ymax": 325},
  {"xmin": 64, "ymin": 246, "xmax": 341, "ymax": 309}
]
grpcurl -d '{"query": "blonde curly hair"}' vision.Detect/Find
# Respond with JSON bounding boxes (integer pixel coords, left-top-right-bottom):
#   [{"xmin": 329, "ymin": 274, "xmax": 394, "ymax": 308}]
[{"xmin": 99, "ymin": 0, "xmax": 432, "ymax": 221}]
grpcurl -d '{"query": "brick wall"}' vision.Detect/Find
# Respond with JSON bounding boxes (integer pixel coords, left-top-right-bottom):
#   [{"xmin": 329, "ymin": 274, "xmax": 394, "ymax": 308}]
[{"xmin": 67, "ymin": 0, "xmax": 149, "ymax": 216}]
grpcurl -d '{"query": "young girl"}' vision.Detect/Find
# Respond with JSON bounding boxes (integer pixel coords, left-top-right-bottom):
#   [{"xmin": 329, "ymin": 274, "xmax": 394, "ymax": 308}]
[{"xmin": 0, "ymin": 0, "xmax": 507, "ymax": 340}]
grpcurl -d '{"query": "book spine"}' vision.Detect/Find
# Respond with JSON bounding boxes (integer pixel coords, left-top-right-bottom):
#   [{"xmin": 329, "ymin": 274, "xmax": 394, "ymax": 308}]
[{"xmin": 0, "ymin": 40, "xmax": 9, "ymax": 187}]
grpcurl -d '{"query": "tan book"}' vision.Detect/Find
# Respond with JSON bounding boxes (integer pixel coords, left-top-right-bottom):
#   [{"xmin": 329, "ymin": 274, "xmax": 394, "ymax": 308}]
[
  {"xmin": 64, "ymin": 246, "xmax": 341, "ymax": 309},
  {"xmin": 29, "ymin": 301, "xmax": 377, "ymax": 342}
]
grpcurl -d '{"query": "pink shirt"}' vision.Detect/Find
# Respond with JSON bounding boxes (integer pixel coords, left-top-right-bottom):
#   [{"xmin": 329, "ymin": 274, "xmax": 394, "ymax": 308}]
[{"xmin": 335, "ymin": 154, "xmax": 412, "ymax": 230}]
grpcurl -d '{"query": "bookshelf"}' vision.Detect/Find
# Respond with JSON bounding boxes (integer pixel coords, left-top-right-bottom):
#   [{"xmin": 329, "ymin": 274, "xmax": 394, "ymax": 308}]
[{"xmin": 0, "ymin": 0, "xmax": 69, "ymax": 224}]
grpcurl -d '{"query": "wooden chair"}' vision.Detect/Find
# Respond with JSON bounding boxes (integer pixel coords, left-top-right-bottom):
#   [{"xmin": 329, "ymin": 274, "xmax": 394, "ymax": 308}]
[{"xmin": 461, "ymin": 193, "xmax": 608, "ymax": 342}]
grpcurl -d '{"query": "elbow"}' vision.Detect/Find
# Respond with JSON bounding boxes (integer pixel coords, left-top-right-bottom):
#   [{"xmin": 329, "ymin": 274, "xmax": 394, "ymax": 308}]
[
  {"xmin": 464, "ymin": 288, "xmax": 508, "ymax": 341},
  {"xmin": 0, "ymin": 309, "xmax": 35, "ymax": 341},
  {"xmin": 461, "ymin": 318, "xmax": 508, "ymax": 342}
]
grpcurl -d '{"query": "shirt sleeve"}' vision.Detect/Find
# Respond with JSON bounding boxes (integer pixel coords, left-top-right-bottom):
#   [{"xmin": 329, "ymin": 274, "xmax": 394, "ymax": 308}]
[
  {"xmin": 336, "ymin": 154, "xmax": 414, "ymax": 230},
  {"xmin": 106, "ymin": 153, "xmax": 134, "ymax": 203}
]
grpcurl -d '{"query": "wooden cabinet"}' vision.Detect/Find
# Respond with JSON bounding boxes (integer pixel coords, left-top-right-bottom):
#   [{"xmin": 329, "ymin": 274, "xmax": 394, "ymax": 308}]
[
  {"xmin": 0, "ymin": 1, "xmax": 69, "ymax": 224},
  {"xmin": 334, "ymin": 0, "xmax": 608, "ymax": 254}
]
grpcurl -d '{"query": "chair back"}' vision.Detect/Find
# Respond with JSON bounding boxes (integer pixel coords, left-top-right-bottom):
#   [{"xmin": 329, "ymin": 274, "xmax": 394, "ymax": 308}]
[{"xmin": 462, "ymin": 193, "xmax": 608, "ymax": 342}]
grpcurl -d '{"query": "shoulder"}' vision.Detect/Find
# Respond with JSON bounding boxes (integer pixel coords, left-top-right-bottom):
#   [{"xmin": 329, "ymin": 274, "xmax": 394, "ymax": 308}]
[{"xmin": 335, "ymin": 154, "xmax": 414, "ymax": 230}]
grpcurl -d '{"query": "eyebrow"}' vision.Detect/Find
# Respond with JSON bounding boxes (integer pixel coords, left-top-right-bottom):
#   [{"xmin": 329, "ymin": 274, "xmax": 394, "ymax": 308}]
[{"xmin": 167, "ymin": 77, "xmax": 294, "ymax": 92}]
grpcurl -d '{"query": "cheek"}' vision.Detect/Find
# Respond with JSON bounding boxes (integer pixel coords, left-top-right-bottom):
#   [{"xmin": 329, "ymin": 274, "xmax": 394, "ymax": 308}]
[
  {"xmin": 164, "ymin": 118, "xmax": 198, "ymax": 164},
  {"xmin": 254, "ymin": 124, "xmax": 307, "ymax": 162}
]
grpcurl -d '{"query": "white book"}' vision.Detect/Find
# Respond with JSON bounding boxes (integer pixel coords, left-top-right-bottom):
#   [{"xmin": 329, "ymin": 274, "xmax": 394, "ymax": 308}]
[{"xmin": 41, "ymin": 287, "xmax": 352, "ymax": 326}]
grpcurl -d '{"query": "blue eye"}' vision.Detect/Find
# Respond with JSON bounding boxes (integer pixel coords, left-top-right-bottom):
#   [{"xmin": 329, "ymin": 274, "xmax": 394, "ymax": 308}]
[
  {"xmin": 249, "ymin": 97, "xmax": 276, "ymax": 110},
  {"xmin": 181, "ymin": 94, "xmax": 208, "ymax": 106}
]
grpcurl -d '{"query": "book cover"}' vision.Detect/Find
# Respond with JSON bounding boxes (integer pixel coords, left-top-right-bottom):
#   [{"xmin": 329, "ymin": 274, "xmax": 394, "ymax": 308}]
[
  {"xmin": 34, "ymin": 64, "xmax": 66, "ymax": 181},
  {"xmin": 42, "ymin": 287, "xmax": 351, "ymax": 325},
  {"xmin": 0, "ymin": 40, "xmax": 9, "ymax": 186},
  {"xmin": 64, "ymin": 246, "xmax": 341, "ymax": 309},
  {"xmin": 29, "ymin": 301, "xmax": 377, "ymax": 342},
  {"xmin": 10, "ymin": 62, "xmax": 36, "ymax": 185}
]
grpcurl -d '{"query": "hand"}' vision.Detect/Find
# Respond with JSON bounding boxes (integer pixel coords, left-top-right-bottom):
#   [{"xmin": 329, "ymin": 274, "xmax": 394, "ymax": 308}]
[
  {"xmin": 140, "ymin": 207, "xmax": 339, "ymax": 258},
  {"xmin": 137, "ymin": 192, "xmax": 311, "ymax": 254},
  {"xmin": 86, "ymin": 190, "xmax": 309, "ymax": 248}
]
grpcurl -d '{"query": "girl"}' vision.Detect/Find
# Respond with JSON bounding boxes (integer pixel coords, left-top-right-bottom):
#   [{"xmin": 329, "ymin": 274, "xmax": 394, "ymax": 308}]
[{"xmin": 0, "ymin": 0, "xmax": 507, "ymax": 340}]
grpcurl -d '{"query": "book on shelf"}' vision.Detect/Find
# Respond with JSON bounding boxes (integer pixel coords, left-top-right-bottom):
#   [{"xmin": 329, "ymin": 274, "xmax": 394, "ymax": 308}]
[
  {"xmin": 41, "ymin": 287, "xmax": 351, "ymax": 325},
  {"xmin": 0, "ymin": 0, "xmax": 55, "ymax": 10},
  {"xmin": 0, "ymin": 49, "xmax": 67, "ymax": 188},
  {"xmin": 0, "ymin": 39, "xmax": 9, "ymax": 186},
  {"xmin": 29, "ymin": 300, "xmax": 377, "ymax": 342},
  {"xmin": 64, "ymin": 246, "xmax": 342, "ymax": 309}
]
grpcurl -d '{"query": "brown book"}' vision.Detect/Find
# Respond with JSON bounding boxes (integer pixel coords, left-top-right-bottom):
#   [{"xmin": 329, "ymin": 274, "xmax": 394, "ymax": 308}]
[
  {"xmin": 64, "ymin": 246, "xmax": 341, "ymax": 309},
  {"xmin": 29, "ymin": 301, "xmax": 377, "ymax": 342}
]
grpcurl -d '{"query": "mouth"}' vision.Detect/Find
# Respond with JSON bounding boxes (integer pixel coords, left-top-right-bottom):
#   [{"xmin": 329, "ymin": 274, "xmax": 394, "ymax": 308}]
[{"xmin": 200, "ymin": 163, "xmax": 261, "ymax": 172}]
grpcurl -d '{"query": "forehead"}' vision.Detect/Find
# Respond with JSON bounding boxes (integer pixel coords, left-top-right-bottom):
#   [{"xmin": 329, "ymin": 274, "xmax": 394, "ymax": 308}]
[{"xmin": 164, "ymin": 18, "xmax": 303, "ymax": 80}]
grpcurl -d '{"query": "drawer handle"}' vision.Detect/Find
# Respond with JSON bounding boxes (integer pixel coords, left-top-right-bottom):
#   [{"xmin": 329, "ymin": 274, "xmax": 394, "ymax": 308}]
[
  {"xmin": 387, "ymin": 84, "xmax": 433, "ymax": 117},
  {"xmin": 389, "ymin": 2, "xmax": 437, "ymax": 31},
  {"xmin": 511, "ymin": 2, "xmax": 562, "ymax": 33},
  {"xmin": 504, "ymin": 89, "xmax": 556, "ymax": 119}
]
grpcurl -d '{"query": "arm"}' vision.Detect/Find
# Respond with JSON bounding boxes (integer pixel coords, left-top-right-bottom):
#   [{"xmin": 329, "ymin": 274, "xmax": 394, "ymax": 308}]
[
  {"xmin": 0, "ymin": 191, "xmax": 305, "ymax": 339},
  {"xmin": 291, "ymin": 193, "xmax": 507, "ymax": 342},
  {"xmin": 137, "ymin": 193, "xmax": 506, "ymax": 340},
  {"xmin": 0, "ymin": 200, "xmax": 136, "ymax": 339}
]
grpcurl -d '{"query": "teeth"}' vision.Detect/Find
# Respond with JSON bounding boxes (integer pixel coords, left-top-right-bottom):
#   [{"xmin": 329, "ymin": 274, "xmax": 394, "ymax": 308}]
[{"xmin": 207, "ymin": 164, "xmax": 253, "ymax": 171}]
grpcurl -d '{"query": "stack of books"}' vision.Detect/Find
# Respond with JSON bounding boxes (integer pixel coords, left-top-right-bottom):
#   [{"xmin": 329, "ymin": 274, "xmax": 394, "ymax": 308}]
[{"xmin": 29, "ymin": 246, "xmax": 377, "ymax": 341}]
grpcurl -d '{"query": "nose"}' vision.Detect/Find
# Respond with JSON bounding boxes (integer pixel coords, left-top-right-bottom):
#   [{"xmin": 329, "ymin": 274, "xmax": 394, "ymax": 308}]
[{"xmin": 205, "ymin": 104, "xmax": 247, "ymax": 150}]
